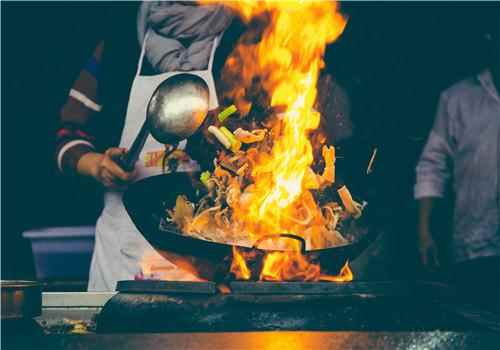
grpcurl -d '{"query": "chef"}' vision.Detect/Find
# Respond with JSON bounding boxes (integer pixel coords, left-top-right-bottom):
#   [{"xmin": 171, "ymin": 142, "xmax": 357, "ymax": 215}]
[
  {"xmin": 56, "ymin": 2, "xmax": 235, "ymax": 291},
  {"xmin": 56, "ymin": 1, "xmax": 353, "ymax": 291}
]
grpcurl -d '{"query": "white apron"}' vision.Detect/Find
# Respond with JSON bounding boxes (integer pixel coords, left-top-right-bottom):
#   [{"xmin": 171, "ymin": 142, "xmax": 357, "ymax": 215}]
[{"xmin": 88, "ymin": 32, "xmax": 220, "ymax": 291}]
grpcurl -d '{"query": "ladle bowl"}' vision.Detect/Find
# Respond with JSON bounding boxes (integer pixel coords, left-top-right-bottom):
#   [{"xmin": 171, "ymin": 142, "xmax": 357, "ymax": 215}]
[
  {"xmin": 148, "ymin": 73, "xmax": 210, "ymax": 144},
  {"xmin": 120, "ymin": 73, "xmax": 210, "ymax": 171}
]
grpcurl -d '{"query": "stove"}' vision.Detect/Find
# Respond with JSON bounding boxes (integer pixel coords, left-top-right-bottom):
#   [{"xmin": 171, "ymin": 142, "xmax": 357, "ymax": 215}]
[
  {"xmin": 4, "ymin": 285, "xmax": 499, "ymax": 350},
  {"xmin": 95, "ymin": 280, "xmax": 499, "ymax": 333}
]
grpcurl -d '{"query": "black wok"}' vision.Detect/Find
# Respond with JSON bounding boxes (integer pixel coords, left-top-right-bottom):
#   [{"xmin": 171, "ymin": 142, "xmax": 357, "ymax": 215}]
[{"xmin": 122, "ymin": 172, "xmax": 380, "ymax": 278}]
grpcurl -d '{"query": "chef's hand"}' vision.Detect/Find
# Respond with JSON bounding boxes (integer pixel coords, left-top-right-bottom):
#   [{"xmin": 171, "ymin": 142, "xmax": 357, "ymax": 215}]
[
  {"xmin": 418, "ymin": 228, "xmax": 440, "ymax": 269},
  {"xmin": 77, "ymin": 148, "xmax": 134, "ymax": 190}
]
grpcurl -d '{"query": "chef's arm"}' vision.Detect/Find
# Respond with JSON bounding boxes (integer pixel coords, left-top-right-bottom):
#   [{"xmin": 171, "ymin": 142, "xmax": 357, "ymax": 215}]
[
  {"xmin": 77, "ymin": 149, "xmax": 132, "ymax": 190},
  {"xmin": 414, "ymin": 92, "xmax": 454, "ymax": 267},
  {"xmin": 55, "ymin": 41, "xmax": 132, "ymax": 189},
  {"xmin": 56, "ymin": 41, "xmax": 103, "ymax": 175}
]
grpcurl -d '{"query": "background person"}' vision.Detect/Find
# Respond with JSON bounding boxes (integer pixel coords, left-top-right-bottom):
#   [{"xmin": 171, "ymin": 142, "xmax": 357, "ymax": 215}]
[{"xmin": 415, "ymin": 29, "xmax": 500, "ymax": 310}]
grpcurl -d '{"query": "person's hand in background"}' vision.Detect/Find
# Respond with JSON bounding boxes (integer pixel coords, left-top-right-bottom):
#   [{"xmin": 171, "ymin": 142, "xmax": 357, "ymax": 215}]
[
  {"xmin": 418, "ymin": 227, "xmax": 440, "ymax": 269},
  {"xmin": 417, "ymin": 197, "xmax": 441, "ymax": 269},
  {"xmin": 77, "ymin": 147, "xmax": 134, "ymax": 190}
]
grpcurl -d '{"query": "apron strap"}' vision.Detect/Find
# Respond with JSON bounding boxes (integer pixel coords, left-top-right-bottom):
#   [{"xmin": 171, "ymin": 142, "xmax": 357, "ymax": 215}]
[
  {"xmin": 207, "ymin": 34, "xmax": 221, "ymax": 72},
  {"xmin": 135, "ymin": 30, "xmax": 151, "ymax": 77}
]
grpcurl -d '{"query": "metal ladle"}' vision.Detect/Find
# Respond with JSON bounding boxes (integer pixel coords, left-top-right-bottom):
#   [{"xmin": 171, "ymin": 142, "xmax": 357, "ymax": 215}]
[{"xmin": 119, "ymin": 73, "xmax": 210, "ymax": 171}]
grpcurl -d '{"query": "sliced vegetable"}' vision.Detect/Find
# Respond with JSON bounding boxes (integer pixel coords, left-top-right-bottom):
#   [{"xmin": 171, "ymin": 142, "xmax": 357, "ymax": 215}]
[
  {"xmin": 220, "ymin": 126, "xmax": 242, "ymax": 152},
  {"xmin": 217, "ymin": 105, "xmax": 238, "ymax": 123},
  {"xmin": 208, "ymin": 126, "xmax": 231, "ymax": 149},
  {"xmin": 321, "ymin": 145, "xmax": 335, "ymax": 185},
  {"xmin": 337, "ymin": 185, "xmax": 362, "ymax": 219},
  {"xmin": 200, "ymin": 171, "xmax": 211, "ymax": 186},
  {"xmin": 234, "ymin": 128, "xmax": 267, "ymax": 144}
]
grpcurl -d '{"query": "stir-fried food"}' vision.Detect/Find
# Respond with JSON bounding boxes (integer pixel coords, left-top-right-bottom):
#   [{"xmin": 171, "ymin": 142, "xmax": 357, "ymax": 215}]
[{"xmin": 166, "ymin": 110, "xmax": 365, "ymax": 251}]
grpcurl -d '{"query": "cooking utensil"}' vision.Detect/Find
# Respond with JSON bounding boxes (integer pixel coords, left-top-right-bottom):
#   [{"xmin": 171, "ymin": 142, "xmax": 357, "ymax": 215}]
[
  {"xmin": 122, "ymin": 172, "xmax": 380, "ymax": 278},
  {"xmin": 1, "ymin": 280, "xmax": 42, "ymax": 320},
  {"xmin": 120, "ymin": 73, "xmax": 210, "ymax": 171}
]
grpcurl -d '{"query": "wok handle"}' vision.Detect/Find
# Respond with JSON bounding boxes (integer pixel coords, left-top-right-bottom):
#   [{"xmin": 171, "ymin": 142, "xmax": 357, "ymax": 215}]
[
  {"xmin": 252, "ymin": 233, "xmax": 306, "ymax": 253},
  {"xmin": 118, "ymin": 120, "xmax": 150, "ymax": 172}
]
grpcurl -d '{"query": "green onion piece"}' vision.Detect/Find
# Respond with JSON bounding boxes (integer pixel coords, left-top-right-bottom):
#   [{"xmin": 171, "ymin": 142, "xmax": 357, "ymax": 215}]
[
  {"xmin": 217, "ymin": 105, "xmax": 237, "ymax": 123},
  {"xmin": 220, "ymin": 127, "xmax": 241, "ymax": 152},
  {"xmin": 200, "ymin": 171, "xmax": 211, "ymax": 186}
]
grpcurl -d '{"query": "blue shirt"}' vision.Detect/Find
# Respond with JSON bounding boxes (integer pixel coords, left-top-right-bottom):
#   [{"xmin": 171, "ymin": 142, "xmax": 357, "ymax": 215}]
[{"xmin": 415, "ymin": 70, "xmax": 500, "ymax": 263}]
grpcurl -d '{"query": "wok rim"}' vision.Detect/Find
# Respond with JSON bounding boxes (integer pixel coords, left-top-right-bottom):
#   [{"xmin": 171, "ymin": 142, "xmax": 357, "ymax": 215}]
[{"xmin": 155, "ymin": 223, "xmax": 369, "ymax": 254}]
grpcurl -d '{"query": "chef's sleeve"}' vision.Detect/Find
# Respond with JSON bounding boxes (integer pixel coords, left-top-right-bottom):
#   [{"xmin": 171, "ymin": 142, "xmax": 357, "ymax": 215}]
[
  {"xmin": 414, "ymin": 92, "xmax": 455, "ymax": 199},
  {"xmin": 56, "ymin": 41, "xmax": 104, "ymax": 175}
]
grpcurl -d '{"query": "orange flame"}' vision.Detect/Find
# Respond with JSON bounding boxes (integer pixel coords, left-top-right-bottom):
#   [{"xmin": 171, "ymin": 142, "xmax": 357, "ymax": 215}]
[
  {"xmin": 204, "ymin": 1, "xmax": 346, "ymax": 240},
  {"xmin": 197, "ymin": 1, "xmax": 351, "ymax": 281},
  {"xmin": 260, "ymin": 251, "xmax": 321, "ymax": 281},
  {"xmin": 231, "ymin": 246, "xmax": 252, "ymax": 280},
  {"xmin": 261, "ymin": 254, "xmax": 353, "ymax": 282},
  {"xmin": 320, "ymin": 261, "xmax": 354, "ymax": 282},
  {"xmin": 231, "ymin": 247, "xmax": 354, "ymax": 282}
]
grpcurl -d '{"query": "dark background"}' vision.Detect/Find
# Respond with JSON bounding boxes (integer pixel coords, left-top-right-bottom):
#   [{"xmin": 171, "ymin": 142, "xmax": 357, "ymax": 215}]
[{"xmin": 2, "ymin": 2, "xmax": 499, "ymax": 280}]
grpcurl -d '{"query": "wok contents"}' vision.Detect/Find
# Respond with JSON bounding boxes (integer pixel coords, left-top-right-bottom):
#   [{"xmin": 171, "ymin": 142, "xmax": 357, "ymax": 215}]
[
  {"xmin": 165, "ymin": 1, "xmax": 363, "ymax": 281},
  {"xmin": 166, "ymin": 148, "xmax": 365, "ymax": 250}
]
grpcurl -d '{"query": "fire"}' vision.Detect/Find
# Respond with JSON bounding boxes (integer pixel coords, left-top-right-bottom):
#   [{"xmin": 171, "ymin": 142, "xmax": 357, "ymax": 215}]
[
  {"xmin": 261, "ymin": 254, "xmax": 353, "ymax": 282},
  {"xmin": 201, "ymin": 0, "xmax": 347, "ymax": 239},
  {"xmin": 260, "ymin": 251, "xmax": 321, "ymax": 281},
  {"xmin": 230, "ymin": 246, "xmax": 353, "ymax": 282},
  {"xmin": 231, "ymin": 246, "xmax": 252, "ymax": 280},
  {"xmin": 320, "ymin": 261, "xmax": 354, "ymax": 282},
  {"xmin": 185, "ymin": 0, "xmax": 353, "ymax": 281}
]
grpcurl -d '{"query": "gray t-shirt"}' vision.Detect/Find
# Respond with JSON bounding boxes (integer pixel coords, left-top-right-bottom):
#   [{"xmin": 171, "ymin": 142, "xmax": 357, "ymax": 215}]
[{"xmin": 415, "ymin": 69, "xmax": 500, "ymax": 263}]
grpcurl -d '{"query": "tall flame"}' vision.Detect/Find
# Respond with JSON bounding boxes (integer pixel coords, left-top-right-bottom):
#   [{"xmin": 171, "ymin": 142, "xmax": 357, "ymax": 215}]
[
  {"xmin": 199, "ymin": 0, "xmax": 350, "ymax": 281},
  {"xmin": 206, "ymin": 0, "xmax": 346, "ymax": 236}
]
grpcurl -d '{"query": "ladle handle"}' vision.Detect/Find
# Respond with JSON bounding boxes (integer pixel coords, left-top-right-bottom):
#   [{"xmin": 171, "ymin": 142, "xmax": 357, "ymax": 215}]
[{"xmin": 118, "ymin": 120, "xmax": 149, "ymax": 172}]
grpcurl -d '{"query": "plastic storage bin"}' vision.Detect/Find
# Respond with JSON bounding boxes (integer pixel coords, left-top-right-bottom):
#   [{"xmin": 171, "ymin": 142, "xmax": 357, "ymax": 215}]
[{"xmin": 22, "ymin": 226, "xmax": 95, "ymax": 280}]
